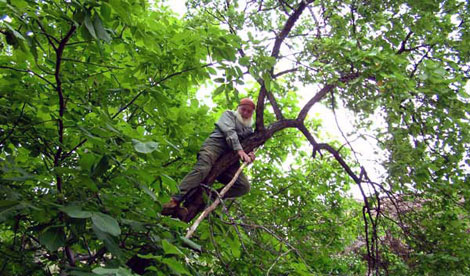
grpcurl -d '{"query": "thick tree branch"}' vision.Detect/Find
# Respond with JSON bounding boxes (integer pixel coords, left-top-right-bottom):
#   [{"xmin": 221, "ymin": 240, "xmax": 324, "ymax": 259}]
[
  {"xmin": 255, "ymin": 86, "xmax": 267, "ymax": 131},
  {"xmin": 297, "ymin": 72, "xmax": 360, "ymax": 122},
  {"xmin": 271, "ymin": 0, "xmax": 313, "ymax": 58},
  {"xmin": 297, "ymin": 83, "xmax": 335, "ymax": 122},
  {"xmin": 266, "ymin": 89, "xmax": 284, "ymax": 121}
]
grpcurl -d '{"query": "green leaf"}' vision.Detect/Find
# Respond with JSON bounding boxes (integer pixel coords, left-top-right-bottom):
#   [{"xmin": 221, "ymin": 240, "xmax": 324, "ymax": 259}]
[
  {"xmin": 0, "ymin": 200, "xmax": 19, "ymax": 210},
  {"xmin": 39, "ymin": 227, "xmax": 66, "ymax": 252},
  {"xmin": 91, "ymin": 155, "xmax": 110, "ymax": 179},
  {"xmin": 239, "ymin": 56, "xmax": 250, "ymax": 66},
  {"xmin": 84, "ymin": 12, "xmax": 97, "ymax": 39},
  {"xmin": 61, "ymin": 205, "xmax": 92, "ymax": 218},
  {"xmin": 92, "ymin": 225, "xmax": 122, "ymax": 258},
  {"xmin": 5, "ymin": 22, "xmax": 25, "ymax": 40},
  {"xmin": 180, "ymin": 236, "xmax": 202, "ymax": 252},
  {"xmin": 132, "ymin": 139, "xmax": 159, "ymax": 153},
  {"xmin": 92, "ymin": 267, "xmax": 135, "ymax": 276},
  {"xmin": 140, "ymin": 184, "xmax": 157, "ymax": 201},
  {"xmin": 213, "ymin": 84, "xmax": 225, "ymax": 96},
  {"xmin": 263, "ymin": 72, "xmax": 271, "ymax": 91},
  {"xmin": 207, "ymin": 67, "xmax": 217, "ymax": 75},
  {"xmin": 161, "ymin": 258, "xmax": 190, "ymax": 275},
  {"xmin": 162, "ymin": 239, "xmax": 184, "ymax": 256},
  {"xmin": 91, "ymin": 212, "xmax": 121, "ymax": 236},
  {"xmin": 93, "ymin": 14, "xmax": 111, "ymax": 43},
  {"xmin": 100, "ymin": 3, "xmax": 112, "ymax": 20}
]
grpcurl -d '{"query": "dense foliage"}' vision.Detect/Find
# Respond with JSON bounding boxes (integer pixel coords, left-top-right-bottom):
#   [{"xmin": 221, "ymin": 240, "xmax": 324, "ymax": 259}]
[{"xmin": 1, "ymin": 0, "xmax": 469, "ymax": 275}]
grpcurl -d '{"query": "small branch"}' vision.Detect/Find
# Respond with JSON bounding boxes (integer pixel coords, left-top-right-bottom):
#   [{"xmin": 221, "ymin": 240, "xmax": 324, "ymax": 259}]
[
  {"xmin": 201, "ymin": 184, "xmax": 249, "ymax": 253},
  {"xmin": 296, "ymin": 124, "xmax": 321, "ymax": 158},
  {"xmin": 162, "ymin": 157, "xmax": 182, "ymax": 167},
  {"xmin": 0, "ymin": 102, "xmax": 26, "ymax": 147},
  {"xmin": 410, "ymin": 45, "xmax": 434, "ymax": 78},
  {"xmin": 297, "ymin": 72, "xmax": 360, "ymax": 122},
  {"xmin": 186, "ymin": 161, "xmax": 250, "ymax": 238},
  {"xmin": 65, "ymin": 246, "xmax": 76, "ymax": 267},
  {"xmin": 35, "ymin": 19, "xmax": 59, "ymax": 50},
  {"xmin": 273, "ymin": 68, "xmax": 298, "ymax": 79},
  {"xmin": 297, "ymin": 83, "xmax": 335, "ymax": 122},
  {"xmin": 330, "ymin": 92, "xmax": 361, "ymax": 164},
  {"xmin": 266, "ymin": 248, "xmax": 292, "ymax": 276},
  {"xmin": 223, "ymin": 220, "xmax": 309, "ymax": 268},
  {"xmin": 0, "ymin": 66, "xmax": 56, "ymax": 88},
  {"xmin": 62, "ymin": 58, "xmax": 125, "ymax": 69},
  {"xmin": 87, "ymin": 247, "xmax": 107, "ymax": 265},
  {"xmin": 396, "ymin": 31, "xmax": 413, "ymax": 54},
  {"xmin": 61, "ymin": 139, "xmax": 87, "ymax": 161}
]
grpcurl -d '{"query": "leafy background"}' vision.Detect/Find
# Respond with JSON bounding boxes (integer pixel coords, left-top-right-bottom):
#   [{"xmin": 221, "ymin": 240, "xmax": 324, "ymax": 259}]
[{"xmin": 1, "ymin": 0, "xmax": 469, "ymax": 275}]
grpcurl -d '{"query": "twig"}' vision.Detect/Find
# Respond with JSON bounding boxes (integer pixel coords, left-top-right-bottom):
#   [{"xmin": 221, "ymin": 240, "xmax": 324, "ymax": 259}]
[
  {"xmin": 0, "ymin": 102, "xmax": 26, "ymax": 147},
  {"xmin": 186, "ymin": 161, "xmax": 249, "ymax": 238},
  {"xmin": 266, "ymin": 248, "xmax": 291, "ymax": 276},
  {"xmin": 201, "ymin": 184, "xmax": 249, "ymax": 253},
  {"xmin": 0, "ymin": 66, "xmax": 56, "ymax": 88}
]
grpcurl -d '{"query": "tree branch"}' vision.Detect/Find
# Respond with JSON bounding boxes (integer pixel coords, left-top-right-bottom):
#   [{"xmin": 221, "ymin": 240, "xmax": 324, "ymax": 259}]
[
  {"xmin": 273, "ymin": 68, "xmax": 298, "ymax": 79},
  {"xmin": 396, "ymin": 31, "xmax": 413, "ymax": 54},
  {"xmin": 0, "ymin": 102, "xmax": 26, "ymax": 147},
  {"xmin": 255, "ymin": 86, "xmax": 267, "ymax": 131},
  {"xmin": 266, "ymin": 89, "xmax": 284, "ymax": 121},
  {"xmin": 62, "ymin": 58, "xmax": 124, "ymax": 69},
  {"xmin": 271, "ymin": 0, "xmax": 313, "ymax": 58},
  {"xmin": 53, "ymin": 23, "xmax": 76, "ymax": 193},
  {"xmin": 0, "ymin": 66, "xmax": 56, "ymax": 88},
  {"xmin": 35, "ymin": 19, "xmax": 59, "ymax": 50},
  {"xmin": 297, "ymin": 72, "xmax": 360, "ymax": 122}
]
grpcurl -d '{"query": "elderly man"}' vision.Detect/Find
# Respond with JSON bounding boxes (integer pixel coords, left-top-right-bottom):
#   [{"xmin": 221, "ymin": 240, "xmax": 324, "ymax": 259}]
[{"xmin": 163, "ymin": 98, "xmax": 256, "ymax": 210}]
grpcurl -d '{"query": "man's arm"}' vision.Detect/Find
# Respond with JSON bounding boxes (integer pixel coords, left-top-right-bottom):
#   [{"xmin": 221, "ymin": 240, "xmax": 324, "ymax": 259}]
[
  {"xmin": 216, "ymin": 111, "xmax": 254, "ymax": 163},
  {"xmin": 215, "ymin": 111, "xmax": 243, "ymax": 151}
]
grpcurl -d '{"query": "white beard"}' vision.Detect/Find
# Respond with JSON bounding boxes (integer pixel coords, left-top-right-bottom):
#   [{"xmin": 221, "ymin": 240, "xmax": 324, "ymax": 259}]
[{"xmin": 236, "ymin": 109, "xmax": 253, "ymax": 127}]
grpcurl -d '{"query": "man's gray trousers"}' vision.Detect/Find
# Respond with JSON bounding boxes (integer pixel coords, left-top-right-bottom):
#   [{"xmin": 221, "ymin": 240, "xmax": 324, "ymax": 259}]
[{"xmin": 178, "ymin": 137, "xmax": 250, "ymax": 200}]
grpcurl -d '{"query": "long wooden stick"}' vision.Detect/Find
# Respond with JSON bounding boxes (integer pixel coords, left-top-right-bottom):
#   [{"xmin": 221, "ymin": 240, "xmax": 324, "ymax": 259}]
[{"xmin": 185, "ymin": 161, "xmax": 249, "ymax": 239}]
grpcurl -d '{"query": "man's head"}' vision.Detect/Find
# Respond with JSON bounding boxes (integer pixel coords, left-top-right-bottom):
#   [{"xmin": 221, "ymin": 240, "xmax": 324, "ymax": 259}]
[{"xmin": 236, "ymin": 98, "xmax": 255, "ymax": 127}]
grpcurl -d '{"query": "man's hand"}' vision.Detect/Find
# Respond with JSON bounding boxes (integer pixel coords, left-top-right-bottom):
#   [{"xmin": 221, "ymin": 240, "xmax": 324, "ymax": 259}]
[
  {"xmin": 237, "ymin": 150, "xmax": 254, "ymax": 164},
  {"xmin": 248, "ymin": 151, "xmax": 256, "ymax": 162}
]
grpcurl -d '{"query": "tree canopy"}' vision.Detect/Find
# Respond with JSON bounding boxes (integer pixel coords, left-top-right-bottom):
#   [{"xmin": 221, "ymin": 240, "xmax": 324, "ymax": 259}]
[{"xmin": 1, "ymin": 0, "xmax": 469, "ymax": 275}]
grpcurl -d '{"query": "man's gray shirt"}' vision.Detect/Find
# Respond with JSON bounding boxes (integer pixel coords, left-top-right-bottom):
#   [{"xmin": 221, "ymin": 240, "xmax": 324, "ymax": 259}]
[{"xmin": 209, "ymin": 110, "xmax": 254, "ymax": 151}]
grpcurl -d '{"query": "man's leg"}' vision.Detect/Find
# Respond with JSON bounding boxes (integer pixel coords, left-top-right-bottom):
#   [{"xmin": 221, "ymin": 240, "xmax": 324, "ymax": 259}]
[
  {"xmin": 178, "ymin": 140, "xmax": 226, "ymax": 200},
  {"xmin": 216, "ymin": 162, "xmax": 251, "ymax": 199}
]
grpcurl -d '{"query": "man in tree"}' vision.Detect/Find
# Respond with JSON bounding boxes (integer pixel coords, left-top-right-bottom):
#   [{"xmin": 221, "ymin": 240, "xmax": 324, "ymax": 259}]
[{"xmin": 162, "ymin": 98, "xmax": 257, "ymax": 213}]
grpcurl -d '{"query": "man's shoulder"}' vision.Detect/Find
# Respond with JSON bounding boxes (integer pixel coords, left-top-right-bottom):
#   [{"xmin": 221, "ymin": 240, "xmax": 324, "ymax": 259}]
[{"xmin": 220, "ymin": 110, "xmax": 237, "ymax": 118}]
